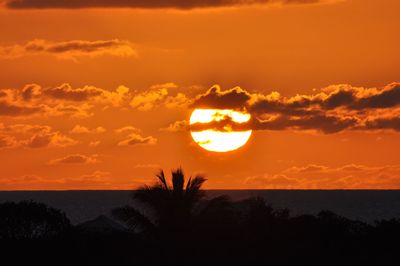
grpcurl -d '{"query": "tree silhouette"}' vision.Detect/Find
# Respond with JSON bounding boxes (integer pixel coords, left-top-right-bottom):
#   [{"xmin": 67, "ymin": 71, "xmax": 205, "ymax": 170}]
[
  {"xmin": 112, "ymin": 167, "xmax": 229, "ymax": 238},
  {"xmin": 0, "ymin": 200, "xmax": 71, "ymax": 240}
]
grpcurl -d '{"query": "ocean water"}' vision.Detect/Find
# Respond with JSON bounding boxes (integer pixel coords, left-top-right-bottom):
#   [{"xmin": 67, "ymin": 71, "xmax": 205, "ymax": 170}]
[{"xmin": 1, "ymin": 190, "xmax": 400, "ymax": 224}]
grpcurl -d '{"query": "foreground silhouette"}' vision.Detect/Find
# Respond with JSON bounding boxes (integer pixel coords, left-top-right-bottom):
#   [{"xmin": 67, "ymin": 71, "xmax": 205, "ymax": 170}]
[
  {"xmin": 112, "ymin": 168, "xmax": 231, "ymax": 244},
  {"xmin": 0, "ymin": 201, "xmax": 70, "ymax": 240},
  {"xmin": 1, "ymin": 170, "xmax": 400, "ymax": 266}
]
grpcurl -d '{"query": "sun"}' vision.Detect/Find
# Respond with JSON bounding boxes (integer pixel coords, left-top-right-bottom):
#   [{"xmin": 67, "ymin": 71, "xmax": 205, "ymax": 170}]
[{"xmin": 189, "ymin": 109, "xmax": 252, "ymax": 152}]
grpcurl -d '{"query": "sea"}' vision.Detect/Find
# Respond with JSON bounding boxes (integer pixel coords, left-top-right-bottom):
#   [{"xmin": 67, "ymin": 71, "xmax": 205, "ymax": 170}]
[{"xmin": 1, "ymin": 190, "xmax": 400, "ymax": 225}]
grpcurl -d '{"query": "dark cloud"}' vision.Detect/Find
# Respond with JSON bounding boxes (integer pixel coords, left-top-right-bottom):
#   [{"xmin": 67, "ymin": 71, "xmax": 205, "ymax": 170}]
[
  {"xmin": 25, "ymin": 133, "xmax": 54, "ymax": 148},
  {"xmin": 43, "ymin": 84, "xmax": 104, "ymax": 102},
  {"xmin": 355, "ymin": 83, "xmax": 400, "ymax": 109},
  {"xmin": 0, "ymin": 39, "xmax": 136, "ymax": 59},
  {"xmin": 189, "ymin": 82, "xmax": 400, "ymax": 134},
  {"xmin": 4, "ymin": 0, "xmax": 331, "ymax": 9},
  {"xmin": 252, "ymin": 114, "xmax": 359, "ymax": 134},
  {"xmin": 250, "ymin": 83, "xmax": 400, "ymax": 113},
  {"xmin": 322, "ymin": 90, "xmax": 355, "ymax": 109},
  {"xmin": 0, "ymin": 101, "xmax": 42, "ymax": 116},
  {"xmin": 193, "ymin": 85, "xmax": 251, "ymax": 110},
  {"xmin": 20, "ymin": 84, "xmax": 42, "ymax": 101},
  {"xmin": 23, "ymin": 132, "xmax": 78, "ymax": 148},
  {"xmin": 190, "ymin": 115, "xmax": 252, "ymax": 132},
  {"xmin": 364, "ymin": 117, "xmax": 400, "ymax": 132}
]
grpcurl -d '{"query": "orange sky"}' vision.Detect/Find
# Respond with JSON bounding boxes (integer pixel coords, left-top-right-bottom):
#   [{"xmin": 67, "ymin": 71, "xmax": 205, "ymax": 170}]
[{"xmin": 0, "ymin": 0, "xmax": 400, "ymax": 190}]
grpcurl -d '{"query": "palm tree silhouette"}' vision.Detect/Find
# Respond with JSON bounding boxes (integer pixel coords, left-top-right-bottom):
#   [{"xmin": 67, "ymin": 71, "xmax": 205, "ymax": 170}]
[{"xmin": 112, "ymin": 168, "xmax": 227, "ymax": 238}]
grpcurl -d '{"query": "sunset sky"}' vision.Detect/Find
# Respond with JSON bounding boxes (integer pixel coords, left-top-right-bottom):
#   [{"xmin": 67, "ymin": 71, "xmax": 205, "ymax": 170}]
[{"xmin": 1, "ymin": 0, "xmax": 400, "ymax": 190}]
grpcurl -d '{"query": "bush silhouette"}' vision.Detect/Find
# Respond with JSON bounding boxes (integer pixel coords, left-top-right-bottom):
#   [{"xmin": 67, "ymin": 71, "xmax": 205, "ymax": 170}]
[{"xmin": 0, "ymin": 200, "xmax": 71, "ymax": 240}]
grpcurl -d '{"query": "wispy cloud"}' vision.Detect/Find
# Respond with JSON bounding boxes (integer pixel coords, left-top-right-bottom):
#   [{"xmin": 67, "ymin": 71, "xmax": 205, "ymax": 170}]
[
  {"xmin": 118, "ymin": 133, "xmax": 157, "ymax": 146},
  {"xmin": 245, "ymin": 164, "xmax": 400, "ymax": 189},
  {"xmin": 0, "ymin": 39, "xmax": 136, "ymax": 60},
  {"xmin": 48, "ymin": 154, "xmax": 99, "ymax": 165}
]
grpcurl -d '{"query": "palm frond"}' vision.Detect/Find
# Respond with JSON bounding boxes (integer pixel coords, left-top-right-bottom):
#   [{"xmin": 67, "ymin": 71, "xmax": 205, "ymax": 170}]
[
  {"xmin": 133, "ymin": 186, "xmax": 169, "ymax": 213},
  {"xmin": 156, "ymin": 170, "xmax": 169, "ymax": 190},
  {"xmin": 185, "ymin": 175, "xmax": 207, "ymax": 204},
  {"xmin": 112, "ymin": 205, "xmax": 156, "ymax": 233},
  {"xmin": 172, "ymin": 168, "xmax": 185, "ymax": 194},
  {"xmin": 186, "ymin": 175, "xmax": 206, "ymax": 192},
  {"xmin": 185, "ymin": 176, "xmax": 192, "ymax": 191}
]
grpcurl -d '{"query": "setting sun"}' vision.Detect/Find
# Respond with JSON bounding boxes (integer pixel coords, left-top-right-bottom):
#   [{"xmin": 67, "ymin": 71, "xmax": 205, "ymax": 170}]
[{"xmin": 189, "ymin": 109, "xmax": 252, "ymax": 152}]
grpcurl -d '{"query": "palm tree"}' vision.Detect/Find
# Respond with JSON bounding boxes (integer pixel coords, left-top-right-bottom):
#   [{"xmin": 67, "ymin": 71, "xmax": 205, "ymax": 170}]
[{"xmin": 112, "ymin": 168, "xmax": 229, "ymax": 238}]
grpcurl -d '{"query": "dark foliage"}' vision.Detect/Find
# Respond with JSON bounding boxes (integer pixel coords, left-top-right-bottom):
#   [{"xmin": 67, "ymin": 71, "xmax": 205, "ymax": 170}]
[
  {"xmin": 2, "ymin": 174, "xmax": 400, "ymax": 266},
  {"xmin": 0, "ymin": 200, "xmax": 71, "ymax": 240}
]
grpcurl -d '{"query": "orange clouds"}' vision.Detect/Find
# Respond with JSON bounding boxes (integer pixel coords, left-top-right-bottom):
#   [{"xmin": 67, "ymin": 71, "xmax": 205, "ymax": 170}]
[
  {"xmin": 245, "ymin": 164, "xmax": 400, "ymax": 189},
  {"xmin": 0, "ymin": 171, "xmax": 128, "ymax": 190},
  {"xmin": 24, "ymin": 131, "xmax": 77, "ymax": 148},
  {"xmin": 0, "ymin": 123, "xmax": 78, "ymax": 149},
  {"xmin": 48, "ymin": 154, "xmax": 99, "ymax": 165},
  {"xmin": 0, "ymin": 83, "xmax": 130, "ymax": 118},
  {"xmin": 117, "ymin": 133, "xmax": 157, "ymax": 146},
  {"xmin": 114, "ymin": 125, "xmax": 157, "ymax": 146},
  {"xmin": 0, "ymin": 39, "xmax": 136, "ymax": 60},
  {"xmin": 191, "ymin": 83, "xmax": 400, "ymax": 134},
  {"xmin": 71, "ymin": 125, "xmax": 106, "ymax": 134},
  {"xmin": 160, "ymin": 120, "xmax": 189, "ymax": 132},
  {"xmin": 0, "ymin": 134, "xmax": 17, "ymax": 148},
  {"xmin": 1, "ymin": 81, "xmax": 399, "ymax": 190},
  {"xmin": 129, "ymin": 83, "xmax": 190, "ymax": 111},
  {"xmin": 2, "ymin": 82, "xmax": 400, "ymax": 136}
]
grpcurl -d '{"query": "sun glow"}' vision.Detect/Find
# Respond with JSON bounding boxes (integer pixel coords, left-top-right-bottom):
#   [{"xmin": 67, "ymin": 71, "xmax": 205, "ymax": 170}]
[{"xmin": 189, "ymin": 109, "xmax": 252, "ymax": 152}]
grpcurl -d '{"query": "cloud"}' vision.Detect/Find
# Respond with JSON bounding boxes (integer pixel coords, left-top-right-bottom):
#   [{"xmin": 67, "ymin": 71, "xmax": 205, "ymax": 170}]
[
  {"xmin": 71, "ymin": 125, "xmax": 106, "ymax": 134},
  {"xmin": 48, "ymin": 154, "xmax": 99, "ymax": 165},
  {"xmin": 0, "ymin": 39, "xmax": 136, "ymax": 60},
  {"xmin": 118, "ymin": 133, "xmax": 157, "ymax": 146},
  {"xmin": 0, "ymin": 82, "xmax": 192, "ymax": 119},
  {"xmin": 80, "ymin": 170, "xmax": 110, "ymax": 181},
  {"xmin": 189, "ymin": 82, "xmax": 400, "ymax": 134},
  {"xmin": 3, "ymin": 81, "xmax": 400, "ymax": 134},
  {"xmin": 0, "ymin": 83, "xmax": 130, "ymax": 118},
  {"xmin": 193, "ymin": 85, "xmax": 251, "ymax": 110},
  {"xmin": 3, "ymin": 0, "xmax": 337, "ymax": 10},
  {"xmin": 0, "ymin": 123, "xmax": 78, "ymax": 148},
  {"xmin": 283, "ymin": 164, "xmax": 330, "ymax": 173},
  {"xmin": 364, "ymin": 117, "xmax": 400, "ymax": 131},
  {"xmin": 0, "ymin": 100, "xmax": 42, "ymax": 116},
  {"xmin": 89, "ymin": 140, "xmax": 101, "ymax": 147},
  {"xmin": 0, "ymin": 134, "xmax": 18, "ymax": 149},
  {"xmin": 129, "ymin": 83, "xmax": 189, "ymax": 111},
  {"xmin": 160, "ymin": 120, "xmax": 189, "ymax": 132},
  {"xmin": 42, "ymin": 83, "xmax": 105, "ymax": 101},
  {"xmin": 114, "ymin": 126, "xmax": 141, "ymax": 134},
  {"xmin": 0, "ymin": 171, "xmax": 136, "ymax": 190},
  {"xmin": 23, "ymin": 131, "xmax": 78, "ymax": 148},
  {"xmin": 245, "ymin": 174, "xmax": 300, "ymax": 189},
  {"xmin": 245, "ymin": 164, "xmax": 400, "ymax": 189}
]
